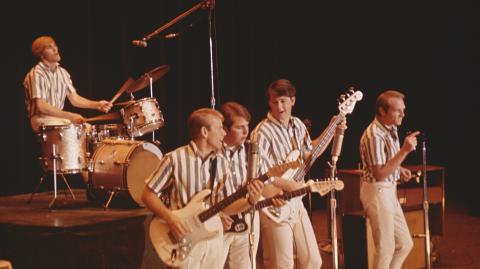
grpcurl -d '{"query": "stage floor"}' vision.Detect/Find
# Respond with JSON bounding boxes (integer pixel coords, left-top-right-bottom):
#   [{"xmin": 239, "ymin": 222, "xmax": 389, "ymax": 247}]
[{"xmin": 0, "ymin": 189, "xmax": 166, "ymax": 269}]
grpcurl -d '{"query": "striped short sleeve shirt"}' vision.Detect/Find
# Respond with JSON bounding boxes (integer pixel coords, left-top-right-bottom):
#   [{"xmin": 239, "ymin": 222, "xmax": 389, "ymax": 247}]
[
  {"xmin": 220, "ymin": 143, "xmax": 248, "ymax": 196},
  {"xmin": 360, "ymin": 118, "xmax": 401, "ymax": 183},
  {"xmin": 146, "ymin": 141, "xmax": 234, "ymax": 209},
  {"xmin": 23, "ymin": 62, "xmax": 76, "ymax": 118},
  {"xmin": 251, "ymin": 113, "xmax": 312, "ymax": 181}
]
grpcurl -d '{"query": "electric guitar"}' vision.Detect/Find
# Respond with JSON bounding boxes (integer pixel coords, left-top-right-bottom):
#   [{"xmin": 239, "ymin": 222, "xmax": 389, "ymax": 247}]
[
  {"xmin": 262, "ymin": 88, "xmax": 363, "ymax": 223},
  {"xmin": 149, "ymin": 160, "xmax": 300, "ymax": 267},
  {"xmin": 226, "ymin": 179, "xmax": 344, "ymax": 233}
]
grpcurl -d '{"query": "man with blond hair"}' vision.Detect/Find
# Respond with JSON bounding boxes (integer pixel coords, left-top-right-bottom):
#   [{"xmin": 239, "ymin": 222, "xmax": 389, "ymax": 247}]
[{"xmin": 23, "ymin": 35, "xmax": 112, "ymax": 132}]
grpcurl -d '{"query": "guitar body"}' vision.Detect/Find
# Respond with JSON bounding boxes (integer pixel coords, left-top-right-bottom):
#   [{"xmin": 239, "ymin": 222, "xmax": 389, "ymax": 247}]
[
  {"xmin": 261, "ymin": 150, "xmax": 305, "ymax": 224},
  {"xmin": 149, "ymin": 190, "xmax": 222, "ymax": 267}
]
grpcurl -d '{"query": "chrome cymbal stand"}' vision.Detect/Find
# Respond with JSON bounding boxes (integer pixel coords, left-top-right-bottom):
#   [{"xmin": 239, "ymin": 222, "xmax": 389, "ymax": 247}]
[{"xmin": 148, "ymin": 76, "xmax": 157, "ymax": 143}]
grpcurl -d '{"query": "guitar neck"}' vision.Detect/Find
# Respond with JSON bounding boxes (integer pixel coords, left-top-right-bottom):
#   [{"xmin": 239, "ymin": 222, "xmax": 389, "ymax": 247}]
[
  {"xmin": 255, "ymin": 186, "xmax": 310, "ymax": 210},
  {"xmin": 292, "ymin": 114, "xmax": 343, "ymax": 181},
  {"xmin": 198, "ymin": 173, "xmax": 270, "ymax": 222}
]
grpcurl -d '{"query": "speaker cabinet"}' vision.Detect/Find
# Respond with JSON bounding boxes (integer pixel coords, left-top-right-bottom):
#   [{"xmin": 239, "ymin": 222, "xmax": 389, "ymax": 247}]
[
  {"xmin": 342, "ymin": 210, "xmax": 426, "ymax": 269},
  {"xmin": 338, "ymin": 165, "xmax": 445, "ymax": 236}
]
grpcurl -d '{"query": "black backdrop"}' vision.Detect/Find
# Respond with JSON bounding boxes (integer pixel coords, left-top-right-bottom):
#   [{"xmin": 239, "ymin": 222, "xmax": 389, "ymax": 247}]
[{"xmin": 5, "ymin": 0, "xmax": 478, "ymax": 209}]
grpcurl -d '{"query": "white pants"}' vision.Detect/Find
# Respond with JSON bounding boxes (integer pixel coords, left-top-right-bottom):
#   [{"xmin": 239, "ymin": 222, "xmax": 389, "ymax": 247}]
[
  {"xmin": 177, "ymin": 231, "xmax": 224, "ymax": 269},
  {"xmin": 360, "ymin": 181, "xmax": 414, "ymax": 269},
  {"xmin": 221, "ymin": 211, "xmax": 260, "ymax": 269},
  {"xmin": 260, "ymin": 202, "xmax": 321, "ymax": 269}
]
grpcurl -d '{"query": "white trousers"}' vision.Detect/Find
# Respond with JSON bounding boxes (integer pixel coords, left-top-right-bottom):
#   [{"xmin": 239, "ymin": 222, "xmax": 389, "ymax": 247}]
[
  {"xmin": 221, "ymin": 211, "xmax": 260, "ymax": 269},
  {"xmin": 260, "ymin": 202, "xmax": 322, "ymax": 269},
  {"xmin": 360, "ymin": 181, "xmax": 414, "ymax": 269},
  {"xmin": 176, "ymin": 231, "xmax": 224, "ymax": 269}
]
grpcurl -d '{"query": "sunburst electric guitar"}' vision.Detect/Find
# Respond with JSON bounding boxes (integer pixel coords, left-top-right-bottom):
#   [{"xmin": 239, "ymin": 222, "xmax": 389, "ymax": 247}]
[
  {"xmin": 262, "ymin": 88, "xmax": 363, "ymax": 223},
  {"xmin": 149, "ymin": 160, "xmax": 300, "ymax": 267}
]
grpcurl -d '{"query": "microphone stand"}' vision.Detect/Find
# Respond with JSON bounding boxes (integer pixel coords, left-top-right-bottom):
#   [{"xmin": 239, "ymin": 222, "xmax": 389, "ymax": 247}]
[
  {"xmin": 247, "ymin": 138, "xmax": 259, "ymax": 269},
  {"xmin": 421, "ymin": 137, "xmax": 432, "ymax": 268},
  {"xmin": 328, "ymin": 159, "xmax": 340, "ymax": 269},
  {"xmin": 133, "ymin": 0, "xmax": 218, "ymax": 109}
]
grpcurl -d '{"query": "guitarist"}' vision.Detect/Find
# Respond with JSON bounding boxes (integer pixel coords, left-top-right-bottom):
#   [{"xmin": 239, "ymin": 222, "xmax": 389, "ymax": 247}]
[
  {"xmin": 251, "ymin": 79, "xmax": 335, "ymax": 269},
  {"xmin": 218, "ymin": 102, "xmax": 285, "ymax": 269},
  {"xmin": 142, "ymin": 108, "xmax": 265, "ymax": 269}
]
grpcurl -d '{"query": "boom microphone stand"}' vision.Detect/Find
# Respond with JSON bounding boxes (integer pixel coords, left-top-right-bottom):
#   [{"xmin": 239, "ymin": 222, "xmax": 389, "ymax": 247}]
[
  {"xmin": 247, "ymin": 137, "xmax": 259, "ymax": 269},
  {"xmin": 131, "ymin": 0, "xmax": 218, "ymax": 109}
]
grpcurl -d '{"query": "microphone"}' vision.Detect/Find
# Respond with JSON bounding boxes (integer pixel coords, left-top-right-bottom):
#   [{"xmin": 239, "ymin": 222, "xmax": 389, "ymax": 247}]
[
  {"xmin": 132, "ymin": 39, "xmax": 147, "ymax": 47},
  {"xmin": 331, "ymin": 125, "xmax": 346, "ymax": 163},
  {"xmin": 164, "ymin": 33, "xmax": 181, "ymax": 39},
  {"xmin": 247, "ymin": 135, "xmax": 259, "ymax": 180}
]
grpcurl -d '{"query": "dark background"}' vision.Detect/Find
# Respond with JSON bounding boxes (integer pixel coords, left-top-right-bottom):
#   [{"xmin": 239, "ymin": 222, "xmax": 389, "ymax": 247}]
[{"xmin": 4, "ymin": 1, "xmax": 478, "ymax": 210}]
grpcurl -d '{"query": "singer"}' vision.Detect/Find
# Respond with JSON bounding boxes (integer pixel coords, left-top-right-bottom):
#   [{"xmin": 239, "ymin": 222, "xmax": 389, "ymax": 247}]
[
  {"xmin": 218, "ymin": 102, "xmax": 282, "ymax": 269},
  {"xmin": 251, "ymin": 79, "xmax": 325, "ymax": 269},
  {"xmin": 359, "ymin": 90, "xmax": 420, "ymax": 269}
]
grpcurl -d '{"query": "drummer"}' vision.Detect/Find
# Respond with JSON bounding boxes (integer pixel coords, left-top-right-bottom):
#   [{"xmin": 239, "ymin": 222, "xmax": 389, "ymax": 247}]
[{"xmin": 23, "ymin": 35, "xmax": 112, "ymax": 133}]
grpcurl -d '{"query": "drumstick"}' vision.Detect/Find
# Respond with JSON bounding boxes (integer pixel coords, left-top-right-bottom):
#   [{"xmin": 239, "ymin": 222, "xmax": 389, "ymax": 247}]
[
  {"xmin": 86, "ymin": 112, "xmax": 120, "ymax": 122},
  {"xmin": 110, "ymin": 78, "xmax": 135, "ymax": 104}
]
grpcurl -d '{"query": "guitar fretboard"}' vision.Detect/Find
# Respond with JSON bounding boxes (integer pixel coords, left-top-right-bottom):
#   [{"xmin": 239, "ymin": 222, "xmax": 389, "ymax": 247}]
[
  {"xmin": 198, "ymin": 173, "xmax": 269, "ymax": 222},
  {"xmin": 290, "ymin": 114, "xmax": 343, "ymax": 182}
]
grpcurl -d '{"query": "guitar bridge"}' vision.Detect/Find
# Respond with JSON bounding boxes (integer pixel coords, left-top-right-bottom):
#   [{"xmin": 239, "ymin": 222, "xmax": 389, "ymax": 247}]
[{"xmin": 268, "ymin": 206, "xmax": 281, "ymax": 217}]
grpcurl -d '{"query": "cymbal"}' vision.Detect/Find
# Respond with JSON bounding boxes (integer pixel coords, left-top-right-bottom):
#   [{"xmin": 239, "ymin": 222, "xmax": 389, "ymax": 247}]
[
  {"xmin": 86, "ymin": 111, "xmax": 121, "ymax": 122},
  {"xmin": 126, "ymin": 64, "xmax": 170, "ymax": 93}
]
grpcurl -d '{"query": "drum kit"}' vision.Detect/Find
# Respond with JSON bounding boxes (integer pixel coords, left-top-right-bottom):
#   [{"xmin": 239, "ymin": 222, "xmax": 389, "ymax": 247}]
[{"xmin": 30, "ymin": 65, "xmax": 170, "ymax": 209}]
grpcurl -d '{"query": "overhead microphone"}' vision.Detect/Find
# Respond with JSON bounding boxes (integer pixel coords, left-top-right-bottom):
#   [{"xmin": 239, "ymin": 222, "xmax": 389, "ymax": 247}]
[
  {"xmin": 164, "ymin": 33, "xmax": 181, "ymax": 39},
  {"xmin": 132, "ymin": 39, "xmax": 148, "ymax": 47}
]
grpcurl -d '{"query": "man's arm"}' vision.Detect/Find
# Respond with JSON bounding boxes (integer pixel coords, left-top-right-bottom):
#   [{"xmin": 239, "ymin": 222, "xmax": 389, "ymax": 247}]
[
  {"xmin": 67, "ymin": 92, "xmax": 112, "ymax": 113},
  {"xmin": 34, "ymin": 98, "xmax": 84, "ymax": 123},
  {"xmin": 371, "ymin": 131, "xmax": 420, "ymax": 181},
  {"xmin": 141, "ymin": 186, "xmax": 190, "ymax": 239}
]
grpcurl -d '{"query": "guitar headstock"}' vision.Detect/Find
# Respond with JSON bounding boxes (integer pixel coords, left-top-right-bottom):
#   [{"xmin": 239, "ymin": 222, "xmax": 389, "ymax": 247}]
[
  {"xmin": 307, "ymin": 179, "xmax": 345, "ymax": 196},
  {"xmin": 338, "ymin": 86, "xmax": 363, "ymax": 116},
  {"xmin": 266, "ymin": 160, "xmax": 302, "ymax": 178}
]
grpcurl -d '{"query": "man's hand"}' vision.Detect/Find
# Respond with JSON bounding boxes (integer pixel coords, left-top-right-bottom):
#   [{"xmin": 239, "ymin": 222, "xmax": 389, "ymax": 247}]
[
  {"xmin": 247, "ymin": 180, "xmax": 264, "ymax": 204},
  {"xmin": 220, "ymin": 214, "xmax": 233, "ymax": 231},
  {"xmin": 165, "ymin": 213, "xmax": 190, "ymax": 240},
  {"xmin": 98, "ymin": 100, "xmax": 113, "ymax": 113}
]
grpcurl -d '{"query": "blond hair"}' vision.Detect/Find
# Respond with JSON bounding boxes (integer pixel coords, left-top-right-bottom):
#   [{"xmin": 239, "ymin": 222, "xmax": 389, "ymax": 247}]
[{"xmin": 31, "ymin": 36, "xmax": 55, "ymax": 59}]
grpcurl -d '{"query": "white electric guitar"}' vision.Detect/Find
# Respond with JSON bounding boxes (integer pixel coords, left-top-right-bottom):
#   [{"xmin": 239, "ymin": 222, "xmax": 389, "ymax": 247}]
[
  {"xmin": 227, "ymin": 179, "xmax": 344, "ymax": 233},
  {"xmin": 262, "ymin": 88, "xmax": 363, "ymax": 223},
  {"xmin": 149, "ymin": 160, "xmax": 300, "ymax": 267}
]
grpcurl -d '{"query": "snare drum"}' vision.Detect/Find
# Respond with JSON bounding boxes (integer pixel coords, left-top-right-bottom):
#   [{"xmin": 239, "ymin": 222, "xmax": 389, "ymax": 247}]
[
  {"xmin": 38, "ymin": 124, "xmax": 87, "ymax": 174},
  {"xmin": 120, "ymin": 97, "xmax": 165, "ymax": 137},
  {"xmin": 88, "ymin": 139, "xmax": 163, "ymax": 207}
]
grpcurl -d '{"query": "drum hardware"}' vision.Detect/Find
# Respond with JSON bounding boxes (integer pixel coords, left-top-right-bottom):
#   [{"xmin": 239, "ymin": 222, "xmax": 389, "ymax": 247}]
[
  {"xmin": 104, "ymin": 187, "xmax": 122, "ymax": 210},
  {"xmin": 28, "ymin": 144, "xmax": 76, "ymax": 209}
]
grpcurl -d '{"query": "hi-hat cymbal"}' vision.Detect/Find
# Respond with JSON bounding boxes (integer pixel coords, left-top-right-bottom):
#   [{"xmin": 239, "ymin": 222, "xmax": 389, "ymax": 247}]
[
  {"xmin": 126, "ymin": 64, "xmax": 170, "ymax": 93},
  {"xmin": 86, "ymin": 111, "xmax": 121, "ymax": 122}
]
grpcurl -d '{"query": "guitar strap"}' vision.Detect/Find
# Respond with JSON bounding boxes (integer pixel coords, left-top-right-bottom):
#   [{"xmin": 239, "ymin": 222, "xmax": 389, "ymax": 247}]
[{"xmin": 208, "ymin": 157, "xmax": 218, "ymax": 205}]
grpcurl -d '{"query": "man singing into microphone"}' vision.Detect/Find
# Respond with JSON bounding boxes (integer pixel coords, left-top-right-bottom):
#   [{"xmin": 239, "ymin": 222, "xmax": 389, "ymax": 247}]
[{"xmin": 359, "ymin": 90, "xmax": 420, "ymax": 269}]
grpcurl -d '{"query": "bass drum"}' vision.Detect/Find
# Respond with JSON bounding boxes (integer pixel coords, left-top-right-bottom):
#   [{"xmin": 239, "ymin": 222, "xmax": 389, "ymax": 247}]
[{"xmin": 88, "ymin": 139, "xmax": 162, "ymax": 207}]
